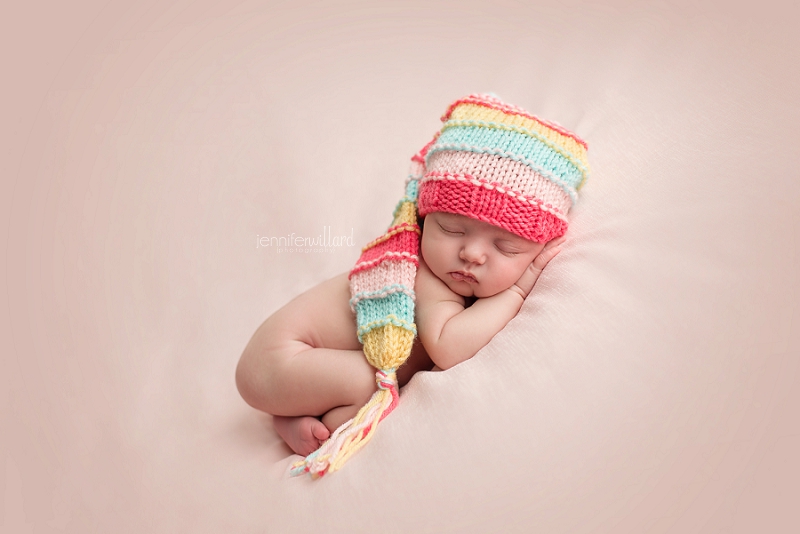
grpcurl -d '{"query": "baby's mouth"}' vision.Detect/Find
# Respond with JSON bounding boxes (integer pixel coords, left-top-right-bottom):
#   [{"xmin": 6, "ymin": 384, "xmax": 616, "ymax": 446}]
[{"xmin": 449, "ymin": 271, "xmax": 477, "ymax": 283}]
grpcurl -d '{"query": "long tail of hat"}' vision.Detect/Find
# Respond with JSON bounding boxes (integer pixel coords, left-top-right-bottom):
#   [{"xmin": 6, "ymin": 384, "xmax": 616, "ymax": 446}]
[{"xmin": 290, "ymin": 160, "xmax": 426, "ymax": 479}]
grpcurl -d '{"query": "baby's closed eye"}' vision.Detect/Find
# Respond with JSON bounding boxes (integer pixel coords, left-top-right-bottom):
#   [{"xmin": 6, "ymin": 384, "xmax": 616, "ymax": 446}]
[
  {"xmin": 438, "ymin": 223, "xmax": 463, "ymax": 235},
  {"xmin": 495, "ymin": 243, "xmax": 522, "ymax": 256}
]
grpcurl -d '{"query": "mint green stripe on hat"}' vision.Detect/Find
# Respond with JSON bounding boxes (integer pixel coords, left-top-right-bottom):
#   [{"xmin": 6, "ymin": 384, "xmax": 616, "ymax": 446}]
[
  {"xmin": 431, "ymin": 125, "xmax": 584, "ymax": 192},
  {"xmin": 355, "ymin": 292, "xmax": 415, "ymax": 340}
]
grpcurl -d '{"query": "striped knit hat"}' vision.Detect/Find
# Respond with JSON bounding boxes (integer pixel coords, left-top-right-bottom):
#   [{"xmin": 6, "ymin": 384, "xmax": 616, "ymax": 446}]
[
  {"xmin": 418, "ymin": 93, "xmax": 589, "ymax": 243},
  {"xmin": 290, "ymin": 94, "xmax": 588, "ymax": 479}
]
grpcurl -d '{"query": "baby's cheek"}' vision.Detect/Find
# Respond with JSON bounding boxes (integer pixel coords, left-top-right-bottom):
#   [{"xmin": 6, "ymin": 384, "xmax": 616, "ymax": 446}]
[
  {"xmin": 421, "ymin": 236, "xmax": 448, "ymax": 271},
  {"xmin": 504, "ymin": 260, "xmax": 529, "ymax": 282},
  {"xmin": 419, "ymin": 233, "xmax": 435, "ymax": 265}
]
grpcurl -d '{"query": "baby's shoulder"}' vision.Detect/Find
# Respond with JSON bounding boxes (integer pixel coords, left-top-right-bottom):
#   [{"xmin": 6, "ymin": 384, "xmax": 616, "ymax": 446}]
[{"xmin": 413, "ymin": 259, "xmax": 466, "ymax": 309}]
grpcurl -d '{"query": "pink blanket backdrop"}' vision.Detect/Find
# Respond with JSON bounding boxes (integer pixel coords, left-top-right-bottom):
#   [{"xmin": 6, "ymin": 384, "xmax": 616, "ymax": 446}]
[{"xmin": 3, "ymin": 1, "xmax": 799, "ymax": 532}]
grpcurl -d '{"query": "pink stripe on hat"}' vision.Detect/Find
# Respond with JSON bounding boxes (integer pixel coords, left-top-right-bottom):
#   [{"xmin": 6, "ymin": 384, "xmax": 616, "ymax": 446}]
[
  {"xmin": 418, "ymin": 177, "xmax": 568, "ymax": 243},
  {"xmin": 425, "ymin": 150, "xmax": 572, "ymax": 218}
]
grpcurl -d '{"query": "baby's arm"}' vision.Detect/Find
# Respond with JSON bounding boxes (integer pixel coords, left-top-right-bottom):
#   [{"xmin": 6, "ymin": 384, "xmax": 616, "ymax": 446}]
[{"xmin": 416, "ymin": 240, "xmax": 563, "ymax": 370}]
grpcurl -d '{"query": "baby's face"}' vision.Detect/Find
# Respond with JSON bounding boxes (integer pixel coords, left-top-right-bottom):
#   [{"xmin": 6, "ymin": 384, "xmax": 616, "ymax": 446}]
[{"xmin": 420, "ymin": 212, "xmax": 546, "ymax": 298}]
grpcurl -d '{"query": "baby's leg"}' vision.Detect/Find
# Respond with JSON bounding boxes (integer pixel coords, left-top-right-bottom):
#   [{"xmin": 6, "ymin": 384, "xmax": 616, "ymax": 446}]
[
  {"xmin": 246, "ymin": 341, "xmax": 432, "ymax": 455},
  {"xmin": 235, "ymin": 274, "xmax": 379, "ymax": 454},
  {"xmin": 238, "ymin": 341, "xmax": 379, "ymax": 455}
]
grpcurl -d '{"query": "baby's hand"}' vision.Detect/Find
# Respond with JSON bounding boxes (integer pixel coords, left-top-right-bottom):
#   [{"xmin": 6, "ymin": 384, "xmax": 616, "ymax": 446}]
[{"xmin": 510, "ymin": 235, "xmax": 566, "ymax": 299}]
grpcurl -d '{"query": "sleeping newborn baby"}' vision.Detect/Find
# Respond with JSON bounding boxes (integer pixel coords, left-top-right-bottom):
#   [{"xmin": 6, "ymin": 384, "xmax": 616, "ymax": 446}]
[{"xmin": 236, "ymin": 93, "xmax": 589, "ymax": 471}]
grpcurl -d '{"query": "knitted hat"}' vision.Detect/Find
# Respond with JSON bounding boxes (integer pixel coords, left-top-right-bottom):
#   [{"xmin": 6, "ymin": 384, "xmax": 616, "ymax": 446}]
[
  {"xmin": 418, "ymin": 93, "xmax": 589, "ymax": 243},
  {"xmin": 290, "ymin": 94, "xmax": 588, "ymax": 479}
]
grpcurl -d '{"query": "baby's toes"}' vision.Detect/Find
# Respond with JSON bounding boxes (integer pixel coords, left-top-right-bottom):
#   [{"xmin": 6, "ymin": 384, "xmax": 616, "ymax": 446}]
[{"xmin": 311, "ymin": 420, "xmax": 330, "ymax": 442}]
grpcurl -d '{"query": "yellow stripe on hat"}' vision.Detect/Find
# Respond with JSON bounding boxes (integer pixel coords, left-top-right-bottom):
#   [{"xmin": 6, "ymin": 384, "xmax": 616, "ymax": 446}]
[
  {"xmin": 392, "ymin": 201, "xmax": 417, "ymax": 227},
  {"xmin": 448, "ymin": 103, "xmax": 590, "ymax": 176},
  {"xmin": 361, "ymin": 324, "xmax": 415, "ymax": 370}
]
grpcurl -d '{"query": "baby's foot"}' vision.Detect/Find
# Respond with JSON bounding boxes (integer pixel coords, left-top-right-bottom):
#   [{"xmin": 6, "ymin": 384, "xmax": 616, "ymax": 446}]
[{"xmin": 272, "ymin": 415, "xmax": 331, "ymax": 456}]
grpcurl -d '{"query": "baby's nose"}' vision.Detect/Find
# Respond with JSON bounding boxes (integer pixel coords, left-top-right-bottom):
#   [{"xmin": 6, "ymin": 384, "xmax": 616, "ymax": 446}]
[{"xmin": 460, "ymin": 243, "xmax": 486, "ymax": 264}]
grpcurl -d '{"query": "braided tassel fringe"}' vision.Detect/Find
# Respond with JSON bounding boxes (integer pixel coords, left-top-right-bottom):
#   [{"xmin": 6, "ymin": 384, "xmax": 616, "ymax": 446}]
[{"xmin": 289, "ymin": 369, "xmax": 400, "ymax": 479}]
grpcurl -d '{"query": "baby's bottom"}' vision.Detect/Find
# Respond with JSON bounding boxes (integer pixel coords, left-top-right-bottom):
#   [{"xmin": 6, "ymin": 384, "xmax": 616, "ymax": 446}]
[{"xmin": 235, "ymin": 273, "xmax": 431, "ymax": 455}]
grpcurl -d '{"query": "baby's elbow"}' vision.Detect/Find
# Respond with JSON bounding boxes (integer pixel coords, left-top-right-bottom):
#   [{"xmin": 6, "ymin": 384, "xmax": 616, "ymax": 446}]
[
  {"xmin": 424, "ymin": 341, "xmax": 466, "ymax": 371},
  {"xmin": 418, "ymin": 313, "xmax": 474, "ymax": 370},
  {"xmin": 433, "ymin": 356, "xmax": 457, "ymax": 371}
]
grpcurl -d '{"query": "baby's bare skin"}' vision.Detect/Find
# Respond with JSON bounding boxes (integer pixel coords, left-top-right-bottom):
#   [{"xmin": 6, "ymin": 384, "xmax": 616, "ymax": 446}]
[
  {"xmin": 236, "ymin": 272, "xmax": 433, "ymax": 456},
  {"xmin": 236, "ymin": 212, "xmax": 563, "ymax": 456}
]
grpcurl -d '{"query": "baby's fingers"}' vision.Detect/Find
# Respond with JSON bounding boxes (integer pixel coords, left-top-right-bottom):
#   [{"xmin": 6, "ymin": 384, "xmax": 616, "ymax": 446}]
[
  {"xmin": 532, "ymin": 243, "xmax": 563, "ymax": 270},
  {"xmin": 542, "ymin": 235, "xmax": 567, "ymax": 252}
]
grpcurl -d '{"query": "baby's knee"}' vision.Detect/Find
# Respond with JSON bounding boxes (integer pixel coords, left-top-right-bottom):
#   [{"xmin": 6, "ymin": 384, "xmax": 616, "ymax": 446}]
[
  {"xmin": 235, "ymin": 350, "xmax": 266, "ymax": 411},
  {"xmin": 235, "ymin": 317, "xmax": 294, "ymax": 410},
  {"xmin": 235, "ymin": 338, "xmax": 286, "ymax": 413},
  {"xmin": 235, "ymin": 352, "xmax": 251, "ymax": 394},
  {"xmin": 236, "ymin": 334, "xmax": 313, "ymax": 414}
]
